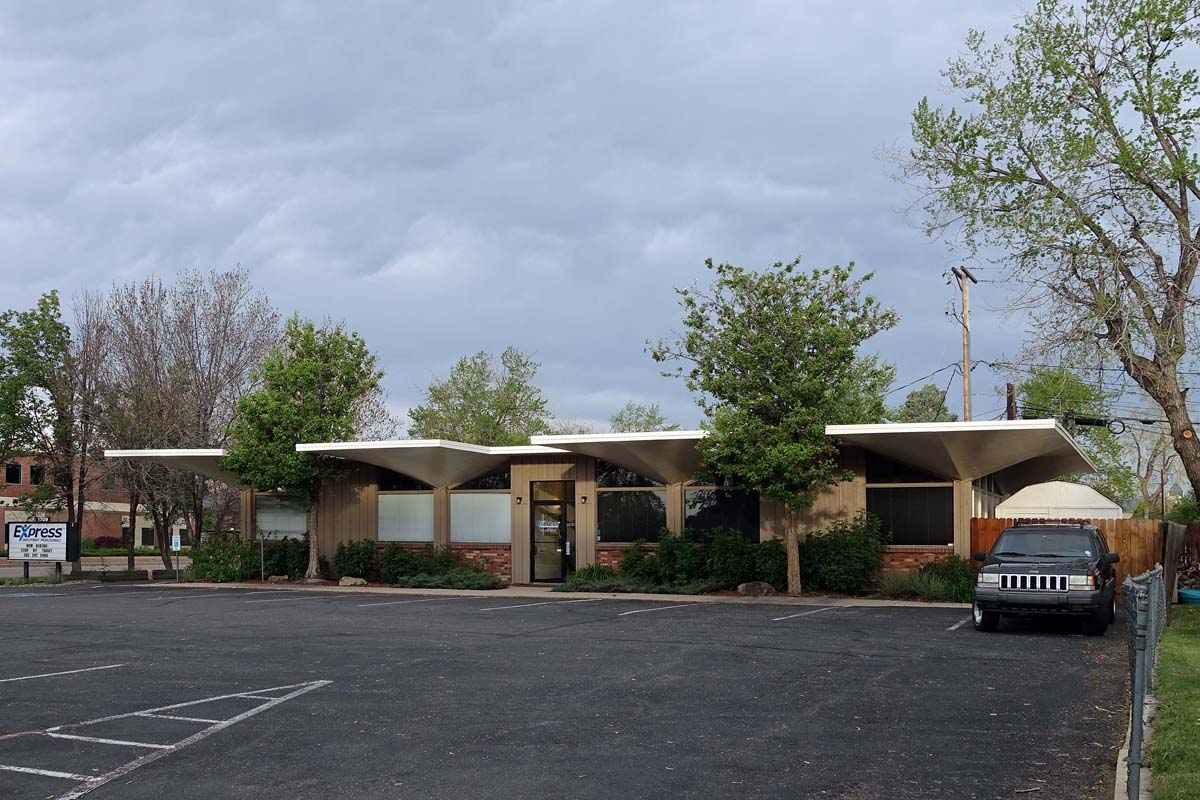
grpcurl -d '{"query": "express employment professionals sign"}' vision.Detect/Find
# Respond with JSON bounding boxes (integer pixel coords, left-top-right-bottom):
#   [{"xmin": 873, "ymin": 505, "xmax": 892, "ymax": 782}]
[{"xmin": 4, "ymin": 521, "xmax": 80, "ymax": 562}]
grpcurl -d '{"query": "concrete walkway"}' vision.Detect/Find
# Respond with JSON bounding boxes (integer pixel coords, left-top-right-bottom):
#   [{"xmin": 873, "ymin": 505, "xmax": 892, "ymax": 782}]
[{"xmin": 126, "ymin": 580, "xmax": 970, "ymax": 609}]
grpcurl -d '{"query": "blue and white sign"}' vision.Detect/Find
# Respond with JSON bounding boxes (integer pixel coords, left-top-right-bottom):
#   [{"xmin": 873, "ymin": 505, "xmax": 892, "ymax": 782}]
[
  {"xmin": 171, "ymin": 532, "xmax": 181, "ymax": 552},
  {"xmin": 6, "ymin": 522, "xmax": 69, "ymax": 562}
]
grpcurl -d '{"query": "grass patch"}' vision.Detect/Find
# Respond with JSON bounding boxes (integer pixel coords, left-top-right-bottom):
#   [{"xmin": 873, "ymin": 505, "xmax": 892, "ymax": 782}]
[
  {"xmin": 1150, "ymin": 605, "xmax": 1200, "ymax": 800},
  {"xmin": 552, "ymin": 565, "xmax": 725, "ymax": 595},
  {"xmin": 0, "ymin": 573, "xmax": 74, "ymax": 586}
]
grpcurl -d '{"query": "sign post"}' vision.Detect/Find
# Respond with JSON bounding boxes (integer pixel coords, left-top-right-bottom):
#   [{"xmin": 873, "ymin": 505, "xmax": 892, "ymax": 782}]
[{"xmin": 171, "ymin": 531, "xmax": 182, "ymax": 582}]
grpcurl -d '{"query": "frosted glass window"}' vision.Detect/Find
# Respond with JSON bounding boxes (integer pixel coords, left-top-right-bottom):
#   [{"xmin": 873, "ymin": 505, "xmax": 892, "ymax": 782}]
[
  {"xmin": 256, "ymin": 495, "xmax": 307, "ymax": 540},
  {"xmin": 450, "ymin": 493, "xmax": 511, "ymax": 543},
  {"xmin": 378, "ymin": 493, "xmax": 434, "ymax": 542}
]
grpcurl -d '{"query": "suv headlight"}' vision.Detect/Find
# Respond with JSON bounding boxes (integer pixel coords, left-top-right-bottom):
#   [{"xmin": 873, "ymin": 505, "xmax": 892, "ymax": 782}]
[
  {"xmin": 1069, "ymin": 574, "xmax": 1096, "ymax": 589},
  {"xmin": 977, "ymin": 573, "xmax": 999, "ymax": 587}
]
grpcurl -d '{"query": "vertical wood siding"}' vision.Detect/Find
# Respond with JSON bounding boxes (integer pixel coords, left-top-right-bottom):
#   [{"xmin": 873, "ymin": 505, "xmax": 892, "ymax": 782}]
[
  {"xmin": 761, "ymin": 447, "xmax": 866, "ymax": 539},
  {"xmin": 510, "ymin": 455, "xmax": 596, "ymax": 584},
  {"xmin": 313, "ymin": 463, "xmax": 379, "ymax": 557}
]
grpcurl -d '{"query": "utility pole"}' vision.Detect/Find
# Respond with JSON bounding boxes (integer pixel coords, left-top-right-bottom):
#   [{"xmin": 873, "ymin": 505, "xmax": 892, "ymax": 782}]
[
  {"xmin": 950, "ymin": 266, "xmax": 978, "ymax": 421},
  {"xmin": 1006, "ymin": 383, "xmax": 1017, "ymax": 421}
]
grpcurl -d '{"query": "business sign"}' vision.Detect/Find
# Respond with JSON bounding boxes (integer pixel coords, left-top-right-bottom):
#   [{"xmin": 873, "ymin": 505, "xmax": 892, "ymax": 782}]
[{"xmin": 4, "ymin": 522, "xmax": 80, "ymax": 562}]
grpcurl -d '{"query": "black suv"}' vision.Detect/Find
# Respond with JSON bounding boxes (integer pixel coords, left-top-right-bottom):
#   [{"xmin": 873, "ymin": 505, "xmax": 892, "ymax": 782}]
[{"xmin": 972, "ymin": 523, "xmax": 1120, "ymax": 635}]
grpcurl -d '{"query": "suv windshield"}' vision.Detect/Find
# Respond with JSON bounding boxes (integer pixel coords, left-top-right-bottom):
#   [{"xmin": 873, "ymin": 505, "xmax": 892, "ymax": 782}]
[{"xmin": 991, "ymin": 529, "xmax": 1095, "ymax": 558}]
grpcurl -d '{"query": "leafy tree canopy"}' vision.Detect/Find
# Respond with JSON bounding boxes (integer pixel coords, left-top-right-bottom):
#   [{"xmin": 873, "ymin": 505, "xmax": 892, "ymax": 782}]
[
  {"xmin": 222, "ymin": 316, "xmax": 382, "ymax": 503},
  {"xmin": 407, "ymin": 346, "xmax": 550, "ymax": 446},
  {"xmin": 651, "ymin": 257, "xmax": 898, "ymax": 510},
  {"xmin": 1018, "ymin": 366, "xmax": 1135, "ymax": 502},
  {"xmin": 890, "ymin": 383, "xmax": 958, "ymax": 423},
  {"xmin": 609, "ymin": 401, "xmax": 680, "ymax": 433}
]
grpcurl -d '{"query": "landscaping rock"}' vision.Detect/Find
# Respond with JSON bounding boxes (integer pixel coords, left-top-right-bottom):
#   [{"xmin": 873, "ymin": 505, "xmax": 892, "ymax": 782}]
[
  {"xmin": 267, "ymin": 575, "xmax": 289, "ymax": 584},
  {"xmin": 737, "ymin": 581, "xmax": 776, "ymax": 596},
  {"xmin": 338, "ymin": 576, "xmax": 367, "ymax": 587}
]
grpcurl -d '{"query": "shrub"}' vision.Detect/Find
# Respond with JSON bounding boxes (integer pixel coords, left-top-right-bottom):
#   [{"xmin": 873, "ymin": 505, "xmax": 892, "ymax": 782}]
[
  {"xmin": 754, "ymin": 539, "xmax": 788, "ymax": 591},
  {"xmin": 617, "ymin": 540, "xmax": 659, "ymax": 583},
  {"xmin": 877, "ymin": 569, "xmax": 956, "ymax": 602},
  {"xmin": 389, "ymin": 565, "xmax": 505, "ymax": 590},
  {"xmin": 917, "ymin": 555, "xmax": 977, "ymax": 603},
  {"xmin": 796, "ymin": 510, "xmax": 887, "ymax": 595},
  {"xmin": 378, "ymin": 544, "xmax": 465, "ymax": 583},
  {"xmin": 88, "ymin": 536, "xmax": 124, "ymax": 550},
  {"xmin": 261, "ymin": 537, "xmax": 308, "ymax": 580},
  {"xmin": 558, "ymin": 564, "xmax": 631, "ymax": 592},
  {"xmin": 656, "ymin": 529, "xmax": 702, "ymax": 583},
  {"xmin": 705, "ymin": 528, "xmax": 756, "ymax": 588},
  {"xmin": 334, "ymin": 539, "xmax": 377, "ymax": 580},
  {"xmin": 190, "ymin": 534, "xmax": 254, "ymax": 583}
]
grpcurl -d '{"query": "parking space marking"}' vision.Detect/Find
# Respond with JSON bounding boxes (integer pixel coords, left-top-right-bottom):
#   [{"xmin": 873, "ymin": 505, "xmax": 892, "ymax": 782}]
[
  {"xmin": 45, "ymin": 732, "xmax": 170, "ymax": 749},
  {"xmin": 136, "ymin": 712, "xmax": 221, "ymax": 724},
  {"xmin": 0, "ymin": 592, "xmax": 65, "ymax": 598},
  {"xmin": 244, "ymin": 595, "xmax": 335, "ymax": 604},
  {"xmin": 617, "ymin": 603, "xmax": 695, "ymax": 616},
  {"xmin": 0, "ymin": 664, "xmax": 125, "ymax": 684},
  {"xmin": 480, "ymin": 599, "xmax": 596, "ymax": 611},
  {"xmin": 946, "ymin": 615, "xmax": 972, "ymax": 631},
  {"xmin": 358, "ymin": 597, "xmax": 468, "ymax": 608},
  {"xmin": 0, "ymin": 765, "xmax": 96, "ymax": 781},
  {"xmin": 771, "ymin": 606, "xmax": 838, "ymax": 622}
]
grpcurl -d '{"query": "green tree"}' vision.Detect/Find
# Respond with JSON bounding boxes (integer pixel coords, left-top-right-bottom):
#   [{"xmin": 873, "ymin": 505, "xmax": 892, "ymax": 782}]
[
  {"xmin": 407, "ymin": 346, "xmax": 550, "ymax": 445},
  {"xmin": 832, "ymin": 355, "xmax": 896, "ymax": 425},
  {"xmin": 890, "ymin": 383, "xmax": 958, "ymax": 423},
  {"xmin": 652, "ymin": 257, "xmax": 898, "ymax": 592},
  {"xmin": 1167, "ymin": 491, "xmax": 1200, "ymax": 524},
  {"xmin": 609, "ymin": 401, "xmax": 680, "ymax": 433},
  {"xmin": 222, "ymin": 316, "xmax": 383, "ymax": 578},
  {"xmin": 1017, "ymin": 367, "xmax": 1136, "ymax": 503},
  {"xmin": 0, "ymin": 290, "xmax": 107, "ymax": 571},
  {"xmin": 902, "ymin": 0, "xmax": 1200, "ymax": 508}
]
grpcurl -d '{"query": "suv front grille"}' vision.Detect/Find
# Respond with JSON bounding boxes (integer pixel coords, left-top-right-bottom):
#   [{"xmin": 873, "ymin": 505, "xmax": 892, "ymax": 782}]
[{"xmin": 1000, "ymin": 574, "xmax": 1070, "ymax": 591}]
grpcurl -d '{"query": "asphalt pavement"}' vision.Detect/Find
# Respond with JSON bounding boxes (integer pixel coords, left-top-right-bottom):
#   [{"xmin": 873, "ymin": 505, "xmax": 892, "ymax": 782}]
[{"xmin": 0, "ymin": 583, "xmax": 1128, "ymax": 799}]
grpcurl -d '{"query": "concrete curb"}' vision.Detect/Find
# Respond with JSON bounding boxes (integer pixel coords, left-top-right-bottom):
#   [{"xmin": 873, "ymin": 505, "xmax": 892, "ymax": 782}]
[{"xmin": 122, "ymin": 580, "xmax": 972, "ymax": 609}]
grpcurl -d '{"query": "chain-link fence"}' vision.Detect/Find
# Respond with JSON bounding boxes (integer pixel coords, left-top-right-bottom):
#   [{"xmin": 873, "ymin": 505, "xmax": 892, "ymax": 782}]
[{"xmin": 1122, "ymin": 565, "xmax": 1166, "ymax": 799}]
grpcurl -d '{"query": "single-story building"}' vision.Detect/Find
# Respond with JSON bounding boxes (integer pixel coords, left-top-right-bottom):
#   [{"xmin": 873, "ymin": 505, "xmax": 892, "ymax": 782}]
[
  {"xmin": 106, "ymin": 419, "xmax": 1094, "ymax": 582},
  {"xmin": 994, "ymin": 480, "xmax": 1124, "ymax": 520}
]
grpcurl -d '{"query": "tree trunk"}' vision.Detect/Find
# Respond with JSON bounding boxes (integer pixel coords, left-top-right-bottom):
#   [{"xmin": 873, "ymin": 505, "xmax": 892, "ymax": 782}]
[
  {"xmin": 126, "ymin": 490, "xmax": 139, "ymax": 571},
  {"xmin": 304, "ymin": 504, "xmax": 320, "ymax": 579},
  {"xmin": 65, "ymin": 474, "xmax": 81, "ymax": 575},
  {"xmin": 152, "ymin": 506, "xmax": 172, "ymax": 570},
  {"xmin": 784, "ymin": 505, "xmax": 801, "ymax": 595},
  {"xmin": 189, "ymin": 473, "xmax": 205, "ymax": 548}
]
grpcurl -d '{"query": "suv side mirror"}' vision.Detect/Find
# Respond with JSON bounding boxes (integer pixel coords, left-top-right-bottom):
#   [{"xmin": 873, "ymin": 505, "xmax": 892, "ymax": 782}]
[
  {"xmin": 1104, "ymin": 553, "xmax": 1120, "ymax": 565},
  {"xmin": 973, "ymin": 551, "xmax": 987, "ymax": 562}
]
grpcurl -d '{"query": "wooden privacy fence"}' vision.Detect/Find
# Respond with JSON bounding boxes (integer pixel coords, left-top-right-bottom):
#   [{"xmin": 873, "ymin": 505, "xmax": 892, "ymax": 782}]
[{"xmin": 970, "ymin": 518, "xmax": 1165, "ymax": 585}]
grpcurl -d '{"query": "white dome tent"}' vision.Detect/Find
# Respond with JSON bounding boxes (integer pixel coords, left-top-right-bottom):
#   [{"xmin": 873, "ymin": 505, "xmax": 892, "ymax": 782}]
[{"xmin": 994, "ymin": 480, "xmax": 1123, "ymax": 520}]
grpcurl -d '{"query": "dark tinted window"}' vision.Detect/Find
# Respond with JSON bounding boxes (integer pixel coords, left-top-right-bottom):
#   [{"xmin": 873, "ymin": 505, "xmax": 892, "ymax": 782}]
[
  {"xmin": 865, "ymin": 453, "xmax": 944, "ymax": 484},
  {"xmin": 684, "ymin": 489, "xmax": 760, "ymax": 541},
  {"xmin": 378, "ymin": 468, "xmax": 432, "ymax": 491},
  {"xmin": 456, "ymin": 466, "xmax": 510, "ymax": 490},
  {"xmin": 4, "ymin": 463, "xmax": 19, "ymax": 484},
  {"xmin": 596, "ymin": 460, "xmax": 662, "ymax": 488},
  {"xmin": 866, "ymin": 487, "xmax": 953, "ymax": 545},
  {"xmin": 30, "ymin": 465, "xmax": 46, "ymax": 485},
  {"xmin": 141, "ymin": 527, "xmax": 155, "ymax": 547},
  {"xmin": 992, "ymin": 528, "xmax": 1096, "ymax": 558},
  {"xmin": 597, "ymin": 490, "xmax": 667, "ymax": 543}
]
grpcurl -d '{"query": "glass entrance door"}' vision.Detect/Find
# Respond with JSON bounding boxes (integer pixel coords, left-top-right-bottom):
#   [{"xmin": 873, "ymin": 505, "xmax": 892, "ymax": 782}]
[{"xmin": 531, "ymin": 481, "xmax": 575, "ymax": 582}]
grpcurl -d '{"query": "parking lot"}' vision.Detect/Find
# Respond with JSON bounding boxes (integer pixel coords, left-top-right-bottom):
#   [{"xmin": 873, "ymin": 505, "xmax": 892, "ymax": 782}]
[{"xmin": 0, "ymin": 583, "xmax": 1127, "ymax": 800}]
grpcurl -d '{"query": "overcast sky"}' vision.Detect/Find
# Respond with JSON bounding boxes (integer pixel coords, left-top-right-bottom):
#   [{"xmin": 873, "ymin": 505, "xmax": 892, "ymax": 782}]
[{"xmin": 1, "ymin": 1, "xmax": 1036, "ymax": 430}]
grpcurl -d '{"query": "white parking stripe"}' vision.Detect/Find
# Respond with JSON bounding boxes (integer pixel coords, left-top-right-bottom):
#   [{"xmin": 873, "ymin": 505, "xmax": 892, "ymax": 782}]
[
  {"xmin": 45, "ymin": 732, "xmax": 170, "ymax": 749},
  {"xmin": 617, "ymin": 604, "xmax": 694, "ymax": 616},
  {"xmin": 771, "ymin": 606, "xmax": 838, "ymax": 622},
  {"xmin": 357, "ymin": 597, "xmax": 467, "ymax": 608},
  {"xmin": 0, "ymin": 664, "xmax": 124, "ymax": 684},
  {"xmin": 480, "ymin": 599, "xmax": 596, "ymax": 611},
  {"xmin": 135, "ymin": 713, "xmax": 222, "ymax": 724},
  {"xmin": 244, "ymin": 596, "xmax": 332, "ymax": 604},
  {"xmin": 0, "ymin": 764, "xmax": 97, "ymax": 781},
  {"xmin": 946, "ymin": 615, "xmax": 972, "ymax": 631}
]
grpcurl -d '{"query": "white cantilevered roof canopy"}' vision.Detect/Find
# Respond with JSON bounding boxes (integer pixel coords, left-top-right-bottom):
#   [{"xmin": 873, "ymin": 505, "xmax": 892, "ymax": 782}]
[
  {"xmin": 529, "ymin": 431, "xmax": 706, "ymax": 485},
  {"xmin": 825, "ymin": 419, "xmax": 1095, "ymax": 493},
  {"xmin": 103, "ymin": 449, "xmax": 243, "ymax": 487},
  {"xmin": 294, "ymin": 440, "xmax": 568, "ymax": 487}
]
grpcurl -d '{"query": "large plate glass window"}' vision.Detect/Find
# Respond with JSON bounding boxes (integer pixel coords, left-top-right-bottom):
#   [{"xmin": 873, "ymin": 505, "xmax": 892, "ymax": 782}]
[{"xmin": 255, "ymin": 494, "xmax": 307, "ymax": 540}]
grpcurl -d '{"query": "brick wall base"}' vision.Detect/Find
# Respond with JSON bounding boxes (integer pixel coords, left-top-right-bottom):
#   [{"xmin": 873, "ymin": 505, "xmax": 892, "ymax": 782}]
[
  {"xmin": 450, "ymin": 543, "xmax": 512, "ymax": 583},
  {"xmin": 595, "ymin": 543, "xmax": 655, "ymax": 571},
  {"xmin": 882, "ymin": 545, "xmax": 954, "ymax": 571}
]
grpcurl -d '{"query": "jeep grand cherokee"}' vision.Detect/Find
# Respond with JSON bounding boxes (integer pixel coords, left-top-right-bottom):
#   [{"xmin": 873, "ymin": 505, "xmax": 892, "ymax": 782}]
[{"xmin": 972, "ymin": 523, "xmax": 1120, "ymax": 635}]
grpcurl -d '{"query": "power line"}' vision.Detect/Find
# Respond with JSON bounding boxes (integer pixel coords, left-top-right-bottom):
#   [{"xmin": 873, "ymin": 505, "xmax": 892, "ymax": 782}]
[{"xmin": 885, "ymin": 362, "xmax": 960, "ymax": 397}]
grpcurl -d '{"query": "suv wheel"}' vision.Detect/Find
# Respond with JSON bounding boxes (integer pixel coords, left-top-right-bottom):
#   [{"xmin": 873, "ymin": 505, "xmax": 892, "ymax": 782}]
[{"xmin": 973, "ymin": 600, "xmax": 999, "ymax": 632}]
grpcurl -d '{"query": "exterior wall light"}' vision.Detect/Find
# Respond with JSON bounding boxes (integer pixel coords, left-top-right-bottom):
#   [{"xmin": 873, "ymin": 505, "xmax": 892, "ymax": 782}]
[
  {"xmin": 516, "ymin": 496, "xmax": 523, "ymax": 505},
  {"xmin": 580, "ymin": 496, "xmax": 588, "ymax": 504}
]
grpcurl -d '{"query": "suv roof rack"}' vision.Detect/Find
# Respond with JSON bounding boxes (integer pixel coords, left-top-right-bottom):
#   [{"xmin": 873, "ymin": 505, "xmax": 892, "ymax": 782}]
[{"xmin": 1011, "ymin": 520, "xmax": 1092, "ymax": 528}]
